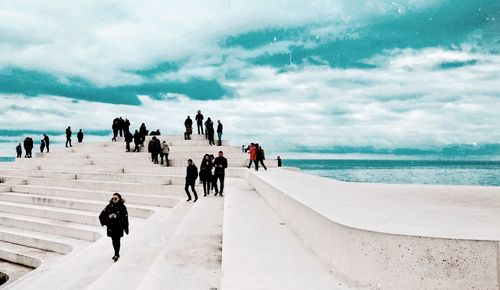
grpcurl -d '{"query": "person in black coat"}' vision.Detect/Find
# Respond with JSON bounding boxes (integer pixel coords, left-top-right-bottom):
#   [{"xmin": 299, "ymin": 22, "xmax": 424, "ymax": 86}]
[
  {"xmin": 124, "ymin": 131, "xmax": 133, "ymax": 152},
  {"xmin": 213, "ymin": 151, "xmax": 228, "ymax": 196},
  {"xmin": 195, "ymin": 110, "xmax": 204, "ymax": 134},
  {"xmin": 118, "ymin": 117, "xmax": 125, "ymax": 137},
  {"xmin": 40, "ymin": 139, "xmax": 45, "ymax": 153},
  {"xmin": 133, "ymin": 130, "xmax": 141, "ymax": 152},
  {"xmin": 99, "ymin": 193, "xmax": 129, "ymax": 262},
  {"xmin": 199, "ymin": 154, "xmax": 213, "ymax": 196},
  {"xmin": 256, "ymin": 144, "xmax": 267, "ymax": 170},
  {"xmin": 112, "ymin": 118, "xmax": 119, "ymax": 142},
  {"xmin": 124, "ymin": 118, "xmax": 131, "ymax": 134},
  {"xmin": 43, "ymin": 134, "xmax": 50, "ymax": 152},
  {"xmin": 77, "ymin": 129, "xmax": 84, "ymax": 143},
  {"xmin": 16, "ymin": 143, "xmax": 22, "ymax": 158},
  {"xmin": 185, "ymin": 159, "xmax": 198, "ymax": 202},
  {"xmin": 216, "ymin": 120, "xmax": 223, "ymax": 146},
  {"xmin": 65, "ymin": 126, "xmax": 72, "ymax": 147}
]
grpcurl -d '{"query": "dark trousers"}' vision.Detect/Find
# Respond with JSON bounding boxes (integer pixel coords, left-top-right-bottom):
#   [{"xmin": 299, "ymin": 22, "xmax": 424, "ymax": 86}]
[
  {"xmin": 197, "ymin": 122, "xmax": 203, "ymax": 134},
  {"xmin": 16, "ymin": 152, "xmax": 21, "ymax": 158},
  {"xmin": 258, "ymin": 160, "xmax": 267, "ymax": 170},
  {"xmin": 208, "ymin": 134, "xmax": 215, "ymax": 145},
  {"xmin": 126, "ymin": 142, "xmax": 131, "ymax": 152},
  {"xmin": 248, "ymin": 160, "xmax": 255, "ymax": 169},
  {"xmin": 185, "ymin": 179, "xmax": 197, "ymax": 200},
  {"xmin": 111, "ymin": 235, "xmax": 121, "ymax": 257},
  {"xmin": 160, "ymin": 153, "xmax": 169, "ymax": 166},
  {"xmin": 151, "ymin": 153, "xmax": 159, "ymax": 164},
  {"xmin": 66, "ymin": 137, "xmax": 72, "ymax": 147},
  {"xmin": 202, "ymin": 178, "xmax": 212, "ymax": 195},
  {"xmin": 217, "ymin": 133, "xmax": 222, "ymax": 146},
  {"xmin": 119, "ymin": 128, "xmax": 123, "ymax": 137},
  {"xmin": 46, "ymin": 144, "xmax": 49, "ymax": 152},
  {"xmin": 112, "ymin": 130, "xmax": 118, "ymax": 141},
  {"xmin": 213, "ymin": 172, "xmax": 225, "ymax": 195},
  {"xmin": 134, "ymin": 143, "xmax": 140, "ymax": 152},
  {"xmin": 40, "ymin": 145, "xmax": 45, "ymax": 153}
]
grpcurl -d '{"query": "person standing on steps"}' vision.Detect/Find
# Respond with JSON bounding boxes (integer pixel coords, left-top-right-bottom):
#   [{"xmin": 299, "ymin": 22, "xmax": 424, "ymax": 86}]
[
  {"xmin": 204, "ymin": 117, "xmax": 213, "ymax": 140},
  {"xmin": 216, "ymin": 120, "xmax": 223, "ymax": 146},
  {"xmin": 199, "ymin": 154, "xmax": 213, "ymax": 196},
  {"xmin": 277, "ymin": 156, "xmax": 282, "ymax": 167},
  {"xmin": 65, "ymin": 126, "xmax": 72, "ymax": 147},
  {"xmin": 40, "ymin": 139, "xmax": 46, "ymax": 153},
  {"xmin": 213, "ymin": 151, "xmax": 227, "ymax": 196},
  {"xmin": 124, "ymin": 130, "xmax": 133, "ymax": 152},
  {"xmin": 247, "ymin": 143, "xmax": 256, "ymax": 169},
  {"xmin": 118, "ymin": 117, "xmax": 125, "ymax": 137},
  {"xmin": 185, "ymin": 159, "xmax": 198, "ymax": 202},
  {"xmin": 24, "ymin": 137, "xmax": 33, "ymax": 158},
  {"xmin": 123, "ymin": 118, "xmax": 131, "ymax": 134},
  {"xmin": 160, "ymin": 140, "xmax": 170, "ymax": 166},
  {"xmin": 99, "ymin": 193, "xmax": 129, "ymax": 263},
  {"xmin": 43, "ymin": 134, "xmax": 50, "ymax": 152},
  {"xmin": 112, "ymin": 118, "xmax": 119, "ymax": 142},
  {"xmin": 16, "ymin": 143, "xmax": 22, "ymax": 158},
  {"xmin": 256, "ymin": 144, "xmax": 267, "ymax": 170},
  {"xmin": 195, "ymin": 110, "xmax": 204, "ymax": 134},
  {"xmin": 77, "ymin": 129, "xmax": 84, "ymax": 143}
]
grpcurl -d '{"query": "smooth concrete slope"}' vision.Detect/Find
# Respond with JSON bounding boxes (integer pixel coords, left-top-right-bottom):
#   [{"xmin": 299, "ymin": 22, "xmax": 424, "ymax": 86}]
[{"xmin": 246, "ymin": 169, "xmax": 500, "ymax": 290}]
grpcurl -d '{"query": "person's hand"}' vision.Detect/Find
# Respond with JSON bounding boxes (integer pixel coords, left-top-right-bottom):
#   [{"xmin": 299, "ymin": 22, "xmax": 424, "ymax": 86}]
[{"xmin": 109, "ymin": 213, "xmax": 117, "ymax": 219}]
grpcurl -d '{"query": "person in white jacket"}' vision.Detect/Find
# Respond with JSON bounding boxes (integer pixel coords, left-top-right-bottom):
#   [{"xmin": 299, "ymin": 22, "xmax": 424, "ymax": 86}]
[{"xmin": 160, "ymin": 141, "xmax": 170, "ymax": 166}]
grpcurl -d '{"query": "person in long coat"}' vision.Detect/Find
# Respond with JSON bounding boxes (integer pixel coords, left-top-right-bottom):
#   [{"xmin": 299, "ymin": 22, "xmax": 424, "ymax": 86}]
[
  {"xmin": 199, "ymin": 154, "xmax": 213, "ymax": 196},
  {"xmin": 247, "ymin": 143, "xmax": 257, "ymax": 169},
  {"xmin": 99, "ymin": 193, "xmax": 129, "ymax": 262}
]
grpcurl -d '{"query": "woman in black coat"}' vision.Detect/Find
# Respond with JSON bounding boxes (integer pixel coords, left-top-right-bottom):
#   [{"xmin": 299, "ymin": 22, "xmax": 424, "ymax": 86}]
[
  {"xmin": 99, "ymin": 193, "xmax": 129, "ymax": 262},
  {"xmin": 199, "ymin": 154, "xmax": 213, "ymax": 196}
]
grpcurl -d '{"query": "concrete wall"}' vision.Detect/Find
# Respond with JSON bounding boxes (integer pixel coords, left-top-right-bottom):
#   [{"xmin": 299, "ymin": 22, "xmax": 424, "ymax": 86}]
[{"xmin": 246, "ymin": 171, "xmax": 500, "ymax": 290}]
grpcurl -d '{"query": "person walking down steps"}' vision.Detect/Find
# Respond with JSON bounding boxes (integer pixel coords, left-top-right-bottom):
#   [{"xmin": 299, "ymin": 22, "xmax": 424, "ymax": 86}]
[
  {"xmin": 99, "ymin": 193, "xmax": 129, "ymax": 262},
  {"xmin": 185, "ymin": 159, "xmax": 198, "ymax": 202}
]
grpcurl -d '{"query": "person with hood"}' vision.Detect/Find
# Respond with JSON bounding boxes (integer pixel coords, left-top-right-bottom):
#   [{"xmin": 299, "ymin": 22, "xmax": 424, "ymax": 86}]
[
  {"xmin": 185, "ymin": 159, "xmax": 198, "ymax": 202},
  {"xmin": 160, "ymin": 141, "xmax": 170, "ymax": 166},
  {"xmin": 195, "ymin": 110, "xmax": 204, "ymax": 134},
  {"xmin": 139, "ymin": 123, "xmax": 148, "ymax": 144},
  {"xmin": 65, "ymin": 126, "xmax": 72, "ymax": 147},
  {"xmin": 43, "ymin": 134, "xmax": 50, "ymax": 152},
  {"xmin": 99, "ymin": 193, "xmax": 129, "ymax": 262},
  {"xmin": 40, "ymin": 139, "xmax": 46, "ymax": 153},
  {"xmin": 199, "ymin": 154, "xmax": 213, "ymax": 196},
  {"xmin": 16, "ymin": 143, "xmax": 22, "ymax": 158},
  {"xmin": 77, "ymin": 129, "xmax": 84, "ymax": 143}
]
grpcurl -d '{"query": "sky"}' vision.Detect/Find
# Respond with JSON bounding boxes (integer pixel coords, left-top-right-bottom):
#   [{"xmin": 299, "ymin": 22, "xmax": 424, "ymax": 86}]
[{"xmin": 0, "ymin": 0, "xmax": 499, "ymax": 158}]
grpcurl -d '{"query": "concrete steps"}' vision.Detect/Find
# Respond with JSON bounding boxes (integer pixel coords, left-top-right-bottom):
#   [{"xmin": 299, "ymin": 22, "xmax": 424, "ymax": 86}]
[
  {"xmin": 11, "ymin": 185, "xmax": 179, "ymax": 207},
  {"xmin": 0, "ymin": 240, "xmax": 62, "ymax": 268}
]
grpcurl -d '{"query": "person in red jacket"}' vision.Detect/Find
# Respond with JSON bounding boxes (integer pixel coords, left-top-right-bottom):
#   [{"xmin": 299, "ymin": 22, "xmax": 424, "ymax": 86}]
[{"xmin": 247, "ymin": 143, "xmax": 257, "ymax": 170}]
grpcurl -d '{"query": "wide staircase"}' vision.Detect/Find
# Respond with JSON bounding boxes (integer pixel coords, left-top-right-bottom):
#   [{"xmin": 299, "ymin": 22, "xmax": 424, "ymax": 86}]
[{"xmin": 0, "ymin": 134, "xmax": 277, "ymax": 289}]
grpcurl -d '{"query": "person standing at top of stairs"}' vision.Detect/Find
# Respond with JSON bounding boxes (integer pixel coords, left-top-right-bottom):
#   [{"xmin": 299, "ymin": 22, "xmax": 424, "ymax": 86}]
[
  {"xmin": 213, "ymin": 151, "xmax": 227, "ymax": 196},
  {"xmin": 112, "ymin": 118, "xmax": 119, "ymax": 142},
  {"xmin": 184, "ymin": 116, "xmax": 193, "ymax": 140},
  {"xmin": 160, "ymin": 140, "xmax": 170, "ymax": 166},
  {"xmin": 217, "ymin": 120, "xmax": 223, "ymax": 146},
  {"xmin": 65, "ymin": 126, "xmax": 72, "ymax": 147},
  {"xmin": 77, "ymin": 129, "xmax": 84, "ymax": 143},
  {"xmin": 185, "ymin": 159, "xmax": 198, "ymax": 202},
  {"xmin": 205, "ymin": 117, "xmax": 213, "ymax": 140},
  {"xmin": 16, "ymin": 143, "xmax": 22, "ymax": 158},
  {"xmin": 43, "ymin": 133, "xmax": 50, "ymax": 152},
  {"xmin": 196, "ymin": 110, "xmax": 204, "ymax": 134}
]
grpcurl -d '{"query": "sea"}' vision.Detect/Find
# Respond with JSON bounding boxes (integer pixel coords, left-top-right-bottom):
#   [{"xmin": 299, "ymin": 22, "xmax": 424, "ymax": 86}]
[{"xmin": 284, "ymin": 159, "xmax": 500, "ymax": 187}]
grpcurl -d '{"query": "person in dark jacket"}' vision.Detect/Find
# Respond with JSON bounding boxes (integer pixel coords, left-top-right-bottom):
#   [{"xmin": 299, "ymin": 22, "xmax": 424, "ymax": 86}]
[
  {"xmin": 99, "ymin": 193, "xmax": 129, "ymax": 262},
  {"xmin": 199, "ymin": 154, "xmax": 213, "ymax": 196},
  {"xmin": 124, "ymin": 118, "xmax": 131, "ymax": 134},
  {"xmin": 256, "ymin": 144, "xmax": 267, "ymax": 170},
  {"xmin": 213, "ymin": 151, "xmax": 228, "ymax": 196},
  {"xmin": 24, "ymin": 137, "xmax": 33, "ymax": 158},
  {"xmin": 139, "ymin": 123, "xmax": 148, "ymax": 145},
  {"xmin": 118, "ymin": 117, "xmax": 125, "ymax": 137},
  {"xmin": 152, "ymin": 137, "xmax": 161, "ymax": 164},
  {"xmin": 77, "ymin": 129, "xmax": 84, "ymax": 143},
  {"xmin": 16, "ymin": 143, "xmax": 22, "ymax": 158},
  {"xmin": 65, "ymin": 126, "xmax": 72, "ymax": 147},
  {"xmin": 40, "ymin": 139, "xmax": 46, "ymax": 153},
  {"xmin": 184, "ymin": 116, "xmax": 193, "ymax": 140},
  {"xmin": 43, "ymin": 134, "xmax": 50, "ymax": 152},
  {"xmin": 195, "ymin": 110, "xmax": 204, "ymax": 134},
  {"xmin": 112, "ymin": 118, "xmax": 119, "ymax": 141},
  {"xmin": 277, "ymin": 156, "xmax": 282, "ymax": 167},
  {"xmin": 216, "ymin": 120, "xmax": 223, "ymax": 146},
  {"xmin": 185, "ymin": 159, "xmax": 198, "ymax": 202},
  {"xmin": 124, "ymin": 130, "xmax": 133, "ymax": 152},
  {"xmin": 133, "ymin": 130, "xmax": 141, "ymax": 152},
  {"xmin": 207, "ymin": 120, "xmax": 215, "ymax": 146}
]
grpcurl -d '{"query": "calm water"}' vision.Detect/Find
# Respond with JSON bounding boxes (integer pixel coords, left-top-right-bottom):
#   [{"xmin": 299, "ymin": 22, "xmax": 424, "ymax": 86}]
[{"xmin": 284, "ymin": 159, "xmax": 500, "ymax": 186}]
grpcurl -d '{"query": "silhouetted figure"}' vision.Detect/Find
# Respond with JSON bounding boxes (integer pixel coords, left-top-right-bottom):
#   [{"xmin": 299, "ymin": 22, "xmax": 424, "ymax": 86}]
[
  {"xmin": 200, "ymin": 154, "xmax": 213, "ymax": 196},
  {"xmin": 124, "ymin": 118, "xmax": 131, "ymax": 134},
  {"xmin": 247, "ymin": 143, "xmax": 256, "ymax": 169},
  {"xmin": 133, "ymin": 130, "xmax": 141, "ymax": 152},
  {"xmin": 40, "ymin": 139, "xmax": 46, "ymax": 153},
  {"xmin": 160, "ymin": 141, "xmax": 169, "ymax": 166},
  {"xmin": 124, "ymin": 131, "xmax": 133, "ymax": 152},
  {"xmin": 148, "ymin": 136, "xmax": 161, "ymax": 164},
  {"xmin": 16, "ymin": 143, "xmax": 22, "ymax": 158},
  {"xmin": 24, "ymin": 137, "xmax": 33, "ymax": 158},
  {"xmin": 277, "ymin": 156, "xmax": 282, "ymax": 167},
  {"xmin": 185, "ymin": 159, "xmax": 198, "ymax": 202},
  {"xmin": 195, "ymin": 110, "xmax": 204, "ymax": 134},
  {"xmin": 184, "ymin": 116, "xmax": 193, "ymax": 140},
  {"xmin": 217, "ymin": 120, "xmax": 223, "ymax": 146},
  {"xmin": 118, "ymin": 117, "xmax": 125, "ymax": 137},
  {"xmin": 43, "ymin": 134, "xmax": 50, "ymax": 152},
  {"xmin": 139, "ymin": 123, "xmax": 148, "ymax": 144},
  {"xmin": 204, "ymin": 117, "xmax": 213, "ymax": 140},
  {"xmin": 241, "ymin": 145, "xmax": 245, "ymax": 153},
  {"xmin": 77, "ymin": 129, "xmax": 84, "ymax": 143},
  {"xmin": 112, "ymin": 118, "xmax": 119, "ymax": 142},
  {"xmin": 213, "ymin": 151, "xmax": 227, "ymax": 196},
  {"xmin": 256, "ymin": 144, "xmax": 267, "ymax": 170},
  {"xmin": 150, "ymin": 129, "xmax": 161, "ymax": 136},
  {"xmin": 65, "ymin": 127, "xmax": 72, "ymax": 147},
  {"xmin": 99, "ymin": 193, "xmax": 129, "ymax": 263},
  {"xmin": 207, "ymin": 119, "xmax": 215, "ymax": 146}
]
